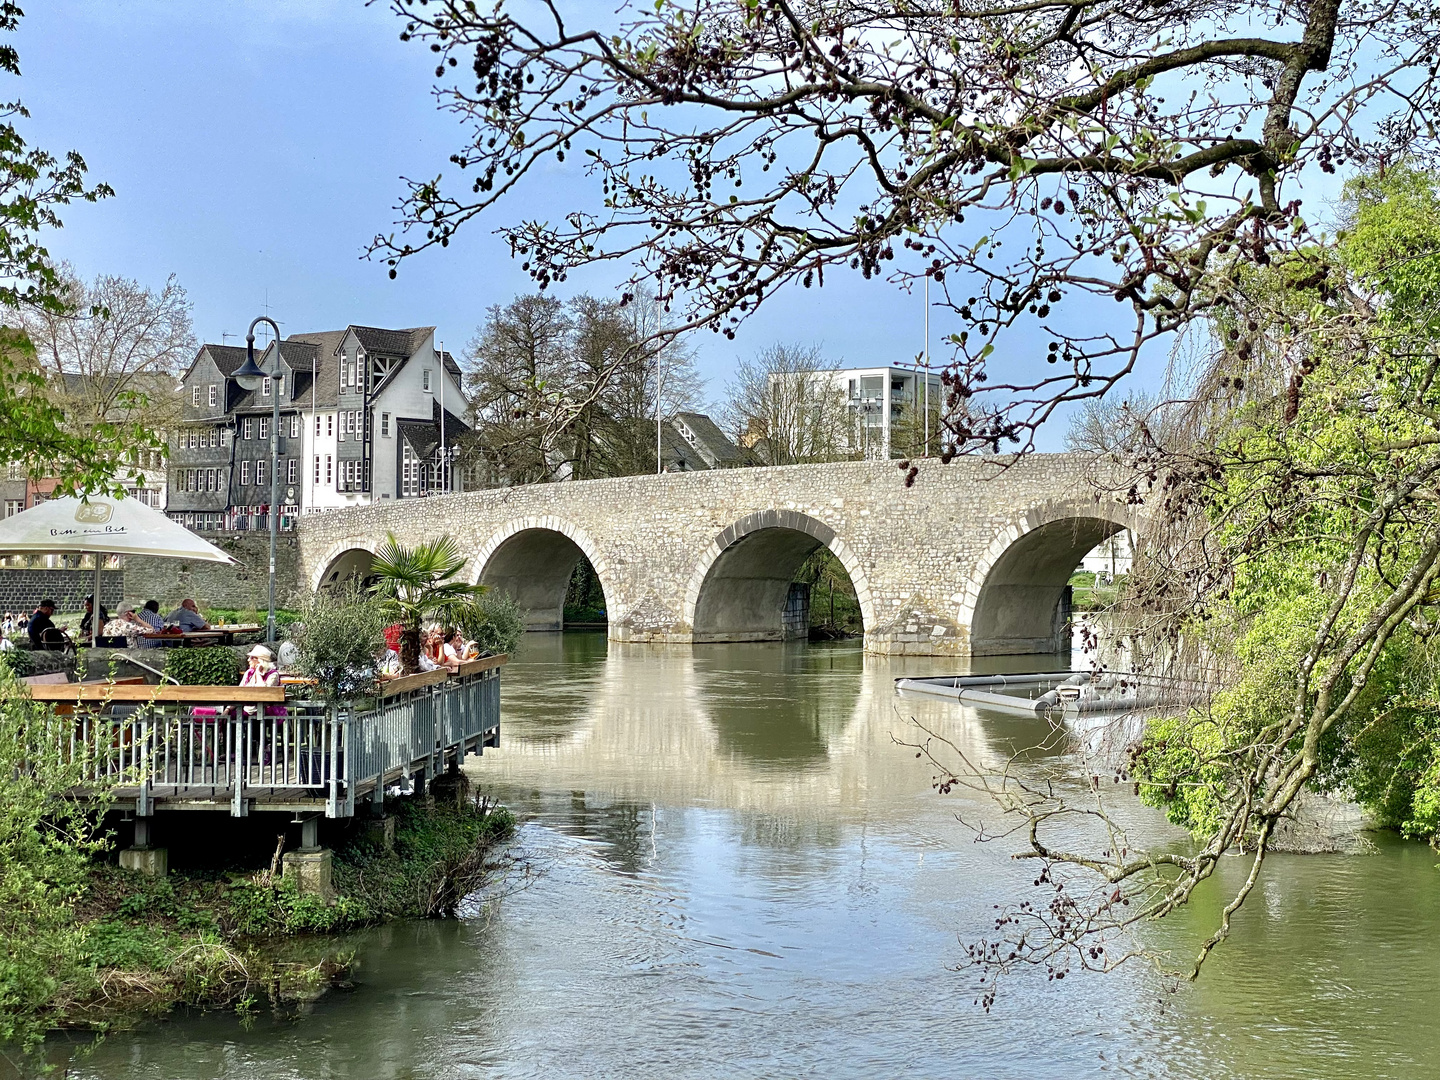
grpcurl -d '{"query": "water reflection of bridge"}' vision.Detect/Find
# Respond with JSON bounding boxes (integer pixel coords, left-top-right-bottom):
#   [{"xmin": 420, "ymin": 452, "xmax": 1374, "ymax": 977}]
[{"xmin": 474, "ymin": 635, "xmax": 1067, "ymax": 826}]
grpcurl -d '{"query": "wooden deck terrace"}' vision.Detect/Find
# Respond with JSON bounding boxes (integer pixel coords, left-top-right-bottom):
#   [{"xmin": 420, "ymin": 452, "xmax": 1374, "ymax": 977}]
[{"xmin": 21, "ymin": 655, "xmax": 506, "ymax": 819}]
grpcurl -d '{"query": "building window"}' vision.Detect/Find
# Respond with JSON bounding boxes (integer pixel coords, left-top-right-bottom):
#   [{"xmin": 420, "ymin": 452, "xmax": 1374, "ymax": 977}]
[
  {"xmin": 313, "ymin": 456, "xmax": 320, "ymax": 484},
  {"xmin": 243, "ymin": 417, "xmax": 253, "ymax": 440},
  {"xmin": 327, "ymin": 414, "xmax": 333, "ymax": 436},
  {"xmin": 6, "ymin": 462, "xmax": 19, "ymax": 480},
  {"xmin": 276, "ymin": 374, "xmax": 285, "ymax": 399},
  {"xmin": 192, "ymin": 386, "xmax": 200, "ymax": 406},
  {"xmin": 315, "ymin": 414, "xmax": 321, "ymax": 437},
  {"xmin": 289, "ymin": 414, "xmax": 300, "ymax": 439},
  {"xmin": 381, "ymin": 412, "xmax": 390, "ymax": 437},
  {"xmin": 208, "ymin": 384, "xmax": 217, "ymax": 407},
  {"xmin": 402, "ymin": 442, "xmax": 426, "ymax": 497},
  {"xmin": 422, "ymin": 369, "xmax": 432, "ymax": 392},
  {"xmin": 287, "ymin": 458, "xmax": 297, "ymax": 485},
  {"xmin": 256, "ymin": 459, "xmax": 267, "ymax": 487},
  {"xmin": 259, "ymin": 416, "xmax": 269, "ymax": 441},
  {"xmin": 240, "ymin": 460, "xmax": 251, "ymax": 486},
  {"xmin": 325, "ymin": 455, "xmax": 332, "ymax": 485},
  {"xmin": 4, "ymin": 499, "xmax": 21, "ymax": 517}
]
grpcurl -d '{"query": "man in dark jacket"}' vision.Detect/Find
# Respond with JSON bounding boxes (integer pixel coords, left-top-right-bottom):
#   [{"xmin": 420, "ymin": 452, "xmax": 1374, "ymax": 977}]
[{"xmin": 27, "ymin": 599, "xmax": 65, "ymax": 650}]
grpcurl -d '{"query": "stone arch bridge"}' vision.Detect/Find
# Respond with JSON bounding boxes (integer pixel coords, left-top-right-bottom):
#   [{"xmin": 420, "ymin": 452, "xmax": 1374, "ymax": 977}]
[{"xmin": 298, "ymin": 456, "xmax": 1141, "ymax": 656}]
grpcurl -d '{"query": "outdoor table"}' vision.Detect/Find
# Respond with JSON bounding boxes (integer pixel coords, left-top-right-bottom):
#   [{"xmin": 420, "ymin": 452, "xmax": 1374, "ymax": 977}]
[{"xmin": 139, "ymin": 625, "xmax": 263, "ymax": 648}]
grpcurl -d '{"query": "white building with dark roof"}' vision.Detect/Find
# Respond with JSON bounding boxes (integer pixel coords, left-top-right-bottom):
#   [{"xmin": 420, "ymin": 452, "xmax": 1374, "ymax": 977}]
[{"xmin": 168, "ymin": 324, "xmax": 469, "ymax": 530}]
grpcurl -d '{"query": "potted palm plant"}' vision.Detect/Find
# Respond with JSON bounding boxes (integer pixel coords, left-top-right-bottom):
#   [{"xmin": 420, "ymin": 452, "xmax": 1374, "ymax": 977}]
[{"xmin": 369, "ymin": 534, "xmax": 487, "ymax": 674}]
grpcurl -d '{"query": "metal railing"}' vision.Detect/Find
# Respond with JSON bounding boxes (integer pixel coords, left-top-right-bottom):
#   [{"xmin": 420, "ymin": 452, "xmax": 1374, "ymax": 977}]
[{"xmin": 29, "ymin": 656, "xmax": 505, "ymax": 818}]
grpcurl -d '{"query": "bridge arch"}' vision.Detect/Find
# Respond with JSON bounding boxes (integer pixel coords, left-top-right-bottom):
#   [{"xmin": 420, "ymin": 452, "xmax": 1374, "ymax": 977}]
[
  {"xmin": 311, "ymin": 539, "xmax": 380, "ymax": 593},
  {"xmin": 960, "ymin": 498, "xmax": 1138, "ymax": 656},
  {"xmin": 472, "ymin": 516, "xmax": 615, "ymax": 632},
  {"xmin": 683, "ymin": 510, "xmax": 877, "ymax": 644}
]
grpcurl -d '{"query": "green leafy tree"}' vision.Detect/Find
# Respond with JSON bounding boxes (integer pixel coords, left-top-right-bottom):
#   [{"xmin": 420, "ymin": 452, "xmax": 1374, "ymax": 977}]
[
  {"xmin": 289, "ymin": 587, "xmax": 389, "ymax": 702},
  {"xmin": 914, "ymin": 163, "xmax": 1440, "ymax": 995},
  {"xmin": 370, "ymin": 534, "xmax": 487, "ymax": 674},
  {"xmin": 0, "ymin": 5, "xmax": 135, "ymax": 496},
  {"xmin": 0, "ymin": 666, "xmax": 110, "ymax": 1050}
]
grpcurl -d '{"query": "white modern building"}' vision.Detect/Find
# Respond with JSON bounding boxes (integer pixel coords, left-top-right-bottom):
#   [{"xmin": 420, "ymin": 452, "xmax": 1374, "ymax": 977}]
[{"xmin": 835, "ymin": 365, "xmax": 944, "ymax": 459}]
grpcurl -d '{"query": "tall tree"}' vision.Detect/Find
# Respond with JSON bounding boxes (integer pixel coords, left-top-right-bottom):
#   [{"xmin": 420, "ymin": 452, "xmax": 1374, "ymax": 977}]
[
  {"xmin": 720, "ymin": 343, "xmax": 851, "ymax": 465},
  {"xmin": 0, "ymin": 4, "xmax": 120, "ymax": 494},
  {"xmin": 463, "ymin": 291, "xmax": 703, "ymax": 483},
  {"xmin": 20, "ymin": 266, "xmax": 195, "ymax": 430},
  {"xmin": 373, "ymin": 0, "xmax": 1439, "ymax": 452},
  {"xmin": 464, "ymin": 293, "xmax": 572, "ymax": 484}
]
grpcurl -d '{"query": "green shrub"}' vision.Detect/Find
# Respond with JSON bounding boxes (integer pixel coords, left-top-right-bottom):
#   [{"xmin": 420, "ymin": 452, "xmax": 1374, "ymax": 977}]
[
  {"xmin": 222, "ymin": 879, "xmax": 370, "ymax": 936},
  {"xmin": 333, "ymin": 799, "xmax": 516, "ymax": 919},
  {"xmin": 0, "ymin": 666, "xmax": 112, "ymax": 1049},
  {"xmin": 0, "ymin": 648, "xmax": 35, "ymax": 677},
  {"xmin": 165, "ymin": 647, "xmax": 241, "ymax": 686},
  {"xmin": 457, "ymin": 592, "xmax": 526, "ymax": 657},
  {"xmin": 289, "ymin": 586, "xmax": 388, "ymax": 702}
]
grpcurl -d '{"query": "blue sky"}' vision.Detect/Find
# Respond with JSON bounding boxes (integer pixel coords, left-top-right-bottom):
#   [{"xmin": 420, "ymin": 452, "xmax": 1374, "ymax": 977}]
[
  {"xmin": 16, "ymin": 1, "xmax": 1221, "ymax": 449},
  {"xmin": 15, "ymin": 3, "xmax": 942, "ymax": 402}
]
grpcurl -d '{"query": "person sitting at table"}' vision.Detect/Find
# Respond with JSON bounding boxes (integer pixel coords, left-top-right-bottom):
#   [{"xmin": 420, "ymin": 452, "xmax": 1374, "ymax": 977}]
[
  {"xmin": 134, "ymin": 600, "xmax": 164, "ymax": 647},
  {"xmin": 440, "ymin": 627, "xmax": 465, "ymax": 673},
  {"xmin": 99, "ymin": 604, "xmax": 144, "ymax": 648},
  {"xmin": 167, "ymin": 598, "xmax": 211, "ymax": 631},
  {"xmin": 79, "ymin": 594, "xmax": 111, "ymax": 641},
  {"xmin": 242, "ymin": 644, "xmax": 280, "ymax": 688},
  {"xmin": 27, "ymin": 599, "xmax": 66, "ymax": 651}
]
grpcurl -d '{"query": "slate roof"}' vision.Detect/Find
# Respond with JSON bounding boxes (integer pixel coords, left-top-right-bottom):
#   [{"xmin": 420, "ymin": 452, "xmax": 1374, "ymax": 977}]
[
  {"xmin": 397, "ymin": 404, "xmax": 472, "ymax": 461},
  {"xmin": 671, "ymin": 411, "xmax": 748, "ymax": 467},
  {"xmin": 185, "ymin": 324, "xmax": 464, "ymax": 414}
]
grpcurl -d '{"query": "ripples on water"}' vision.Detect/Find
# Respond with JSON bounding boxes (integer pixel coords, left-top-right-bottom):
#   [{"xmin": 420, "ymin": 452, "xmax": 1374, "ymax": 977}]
[{"xmin": 64, "ymin": 634, "xmax": 1440, "ymax": 1079}]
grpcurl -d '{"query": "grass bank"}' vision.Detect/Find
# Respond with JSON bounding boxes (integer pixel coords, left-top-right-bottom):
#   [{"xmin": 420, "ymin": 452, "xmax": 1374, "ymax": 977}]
[{"xmin": 17, "ymin": 797, "xmax": 514, "ymax": 1039}]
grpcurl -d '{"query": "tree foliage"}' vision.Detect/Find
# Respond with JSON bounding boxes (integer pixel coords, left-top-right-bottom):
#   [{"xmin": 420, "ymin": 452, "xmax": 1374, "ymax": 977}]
[
  {"xmin": 373, "ymin": 0, "xmax": 1438, "ymax": 450},
  {"xmin": 910, "ymin": 163, "xmax": 1440, "ymax": 995},
  {"xmin": 0, "ymin": 4, "xmax": 131, "ymax": 496},
  {"xmin": 463, "ymin": 290, "xmax": 701, "ymax": 483}
]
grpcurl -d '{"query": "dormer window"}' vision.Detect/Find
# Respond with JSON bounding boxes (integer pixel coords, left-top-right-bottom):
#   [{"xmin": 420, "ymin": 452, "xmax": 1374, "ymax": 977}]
[{"xmin": 423, "ymin": 369, "xmax": 432, "ymax": 392}]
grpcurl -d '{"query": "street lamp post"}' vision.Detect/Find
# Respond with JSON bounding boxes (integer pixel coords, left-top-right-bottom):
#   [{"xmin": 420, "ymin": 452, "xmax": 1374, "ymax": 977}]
[{"xmin": 232, "ymin": 316, "xmax": 283, "ymax": 645}]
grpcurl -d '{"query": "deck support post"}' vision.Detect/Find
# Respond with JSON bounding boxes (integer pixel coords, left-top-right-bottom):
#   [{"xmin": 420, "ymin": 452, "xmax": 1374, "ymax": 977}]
[
  {"xmin": 120, "ymin": 814, "xmax": 168, "ymax": 877},
  {"xmin": 283, "ymin": 813, "xmax": 334, "ymax": 902}
]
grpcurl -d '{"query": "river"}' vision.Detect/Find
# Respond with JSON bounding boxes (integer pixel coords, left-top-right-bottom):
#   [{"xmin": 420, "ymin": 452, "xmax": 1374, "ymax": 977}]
[{"xmin": 68, "ymin": 634, "xmax": 1440, "ymax": 1079}]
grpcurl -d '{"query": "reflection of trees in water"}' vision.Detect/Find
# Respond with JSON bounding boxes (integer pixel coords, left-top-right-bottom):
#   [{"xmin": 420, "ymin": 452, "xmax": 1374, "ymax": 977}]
[{"xmin": 737, "ymin": 813, "xmax": 846, "ymax": 854}]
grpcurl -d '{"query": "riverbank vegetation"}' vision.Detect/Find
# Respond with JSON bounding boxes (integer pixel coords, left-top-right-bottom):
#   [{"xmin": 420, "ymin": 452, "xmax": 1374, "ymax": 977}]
[{"xmin": 0, "ymin": 754, "xmax": 515, "ymax": 1053}]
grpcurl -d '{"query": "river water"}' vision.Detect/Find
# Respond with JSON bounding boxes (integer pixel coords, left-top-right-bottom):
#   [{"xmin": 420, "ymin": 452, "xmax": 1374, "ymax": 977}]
[{"xmin": 70, "ymin": 635, "xmax": 1440, "ymax": 1079}]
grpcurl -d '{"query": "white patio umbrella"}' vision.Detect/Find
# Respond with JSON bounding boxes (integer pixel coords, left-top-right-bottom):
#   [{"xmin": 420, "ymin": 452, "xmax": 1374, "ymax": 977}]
[{"xmin": 0, "ymin": 495, "xmax": 235, "ymax": 648}]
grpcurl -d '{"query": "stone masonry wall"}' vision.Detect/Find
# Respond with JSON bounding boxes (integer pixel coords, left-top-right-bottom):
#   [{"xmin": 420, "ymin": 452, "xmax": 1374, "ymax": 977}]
[
  {"xmin": 297, "ymin": 455, "xmax": 1141, "ymax": 656},
  {"xmin": 0, "ymin": 570, "xmax": 124, "ymax": 614},
  {"xmin": 120, "ymin": 532, "xmax": 304, "ymax": 612}
]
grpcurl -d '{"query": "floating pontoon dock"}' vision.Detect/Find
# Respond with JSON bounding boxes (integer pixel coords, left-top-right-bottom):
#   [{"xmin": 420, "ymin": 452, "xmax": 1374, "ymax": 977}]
[{"xmin": 894, "ymin": 670, "xmax": 1204, "ymax": 717}]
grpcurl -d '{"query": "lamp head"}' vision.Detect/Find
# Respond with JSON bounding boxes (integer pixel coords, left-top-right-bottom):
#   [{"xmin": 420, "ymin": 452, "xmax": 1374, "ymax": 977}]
[{"xmin": 234, "ymin": 334, "xmax": 267, "ymax": 392}]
